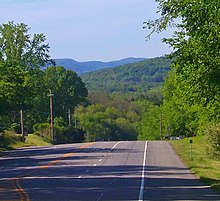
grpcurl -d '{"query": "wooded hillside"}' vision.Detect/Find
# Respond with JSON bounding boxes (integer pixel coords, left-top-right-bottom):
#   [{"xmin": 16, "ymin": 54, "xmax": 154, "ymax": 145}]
[{"xmin": 81, "ymin": 57, "xmax": 171, "ymax": 94}]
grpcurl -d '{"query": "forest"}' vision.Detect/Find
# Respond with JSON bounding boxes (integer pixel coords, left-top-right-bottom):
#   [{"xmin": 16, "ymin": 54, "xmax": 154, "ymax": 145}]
[{"xmin": 81, "ymin": 57, "xmax": 171, "ymax": 94}]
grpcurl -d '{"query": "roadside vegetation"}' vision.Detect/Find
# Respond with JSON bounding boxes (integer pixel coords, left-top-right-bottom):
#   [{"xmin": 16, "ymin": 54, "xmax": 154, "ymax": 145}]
[
  {"xmin": 141, "ymin": 1, "xmax": 220, "ymax": 191},
  {"xmin": 142, "ymin": 0, "xmax": 220, "ymax": 158},
  {"xmin": 170, "ymin": 136, "xmax": 220, "ymax": 194},
  {"xmin": 0, "ymin": 21, "xmax": 88, "ymax": 149},
  {"xmin": 0, "ymin": 131, "xmax": 51, "ymax": 152}
]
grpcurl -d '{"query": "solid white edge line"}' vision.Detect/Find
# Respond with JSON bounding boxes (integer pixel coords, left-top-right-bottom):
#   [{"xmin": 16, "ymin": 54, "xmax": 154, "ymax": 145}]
[
  {"xmin": 138, "ymin": 141, "xmax": 148, "ymax": 201},
  {"xmin": 111, "ymin": 141, "xmax": 121, "ymax": 150}
]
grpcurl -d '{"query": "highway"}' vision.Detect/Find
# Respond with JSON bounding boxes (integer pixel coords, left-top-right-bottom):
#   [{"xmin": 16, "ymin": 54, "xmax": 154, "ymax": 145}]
[{"xmin": 0, "ymin": 141, "xmax": 220, "ymax": 200}]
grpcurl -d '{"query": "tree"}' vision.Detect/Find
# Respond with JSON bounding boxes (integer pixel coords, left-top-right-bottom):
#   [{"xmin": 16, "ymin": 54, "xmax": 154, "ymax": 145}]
[
  {"xmin": 145, "ymin": 0, "xmax": 220, "ymax": 135},
  {"xmin": 44, "ymin": 66, "xmax": 88, "ymax": 120},
  {"xmin": 0, "ymin": 21, "xmax": 53, "ymax": 68},
  {"xmin": 138, "ymin": 105, "xmax": 163, "ymax": 140},
  {"xmin": 74, "ymin": 102, "xmax": 140, "ymax": 141},
  {"xmin": 0, "ymin": 22, "xmax": 53, "ymax": 115}
]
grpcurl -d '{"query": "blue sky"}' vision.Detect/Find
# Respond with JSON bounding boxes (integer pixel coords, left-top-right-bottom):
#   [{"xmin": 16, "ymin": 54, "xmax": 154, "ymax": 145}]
[{"xmin": 0, "ymin": 0, "xmax": 174, "ymax": 61}]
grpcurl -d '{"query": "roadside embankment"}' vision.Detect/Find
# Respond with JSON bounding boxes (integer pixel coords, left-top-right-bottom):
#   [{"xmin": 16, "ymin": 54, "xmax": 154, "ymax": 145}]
[
  {"xmin": 0, "ymin": 134, "xmax": 51, "ymax": 152},
  {"xmin": 170, "ymin": 136, "xmax": 220, "ymax": 194}
]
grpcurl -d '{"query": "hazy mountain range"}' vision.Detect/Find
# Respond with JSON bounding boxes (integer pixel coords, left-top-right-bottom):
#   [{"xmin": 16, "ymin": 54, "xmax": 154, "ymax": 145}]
[{"xmin": 54, "ymin": 57, "xmax": 147, "ymax": 74}]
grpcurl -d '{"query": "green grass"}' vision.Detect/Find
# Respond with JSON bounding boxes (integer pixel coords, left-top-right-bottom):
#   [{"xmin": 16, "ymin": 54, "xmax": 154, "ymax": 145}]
[
  {"xmin": 170, "ymin": 136, "xmax": 220, "ymax": 194},
  {"xmin": 0, "ymin": 134, "xmax": 52, "ymax": 151},
  {"xmin": 20, "ymin": 134, "xmax": 52, "ymax": 147}
]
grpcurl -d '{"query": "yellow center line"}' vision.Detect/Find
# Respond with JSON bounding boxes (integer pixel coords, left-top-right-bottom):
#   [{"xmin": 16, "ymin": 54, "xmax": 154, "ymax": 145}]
[
  {"xmin": 13, "ymin": 178, "xmax": 30, "ymax": 201},
  {"xmin": 40, "ymin": 142, "xmax": 94, "ymax": 169},
  {"xmin": 12, "ymin": 142, "xmax": 95, "ymax": 201}
]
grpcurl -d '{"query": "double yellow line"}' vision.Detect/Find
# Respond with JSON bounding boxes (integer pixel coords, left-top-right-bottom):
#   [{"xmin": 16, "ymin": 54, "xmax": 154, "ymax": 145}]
[
  {"xmin": 10, "ymin": 142, "xmax": 94, "ymax": 201},
  {"xmin": 13, "ymin": 177, "xmax": 30, "ymax": 201}
]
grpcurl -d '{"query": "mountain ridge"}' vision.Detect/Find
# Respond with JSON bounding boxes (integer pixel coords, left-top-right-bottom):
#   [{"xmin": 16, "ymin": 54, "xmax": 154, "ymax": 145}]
[
  {"xmin": 54, "ymin": 57, "xmax": 147, "ymax": 74},
  {"xmin": 81, "ymin": 56, "xmax": 172, "ymax": 94}
]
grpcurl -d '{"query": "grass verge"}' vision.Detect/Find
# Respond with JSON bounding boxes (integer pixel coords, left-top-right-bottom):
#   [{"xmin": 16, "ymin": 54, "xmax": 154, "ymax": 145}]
[
  {"xmin": 170, "ymin": 136, "xmax": 220, "ymax": 194},
  {"xmin": 0, "ymin": 134, "xmax": 52, "ymax": 151},
  {"xmin": 20, "ymin": 134, "xmax": 52, "ymax": 147}
]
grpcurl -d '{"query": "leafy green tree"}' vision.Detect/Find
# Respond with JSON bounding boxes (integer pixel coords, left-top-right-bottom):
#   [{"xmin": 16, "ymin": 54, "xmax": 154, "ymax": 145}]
[
  {"xmin": 43, "ymin": 66, "xmax": 88, "ymax": 120},
  {"xmin": 138, "ymin": 105, "xmax": 163, "ymax": 140},
  {"xmin": 33, "ymin": 117, "xmax": 85, "ymax": 144},
  {"xmin": 74, "ymin": 105, "xmax": 110, "ymax": 141},
  {"xmin": 74, "ymin": 99, "xmax": 153, "ymax": 141},
  {"xmin": 104, "ymin": 107, "xmax": 122, "ymax": 120},
  {"xmin": 145, "ymin": 0, "xmax": 220, "ymax": 136},
  {"xmin": 58, "ymin": 127, "xmax": 85, "ymax": 143},
  {"xmin": 0, "ymin": 22, "xmax": 53, "ymax": 131},
  {"xmin": 0, "ymin": 22, "xmax": 52, "ymax": 112},
  {"xmin": 204, "ymin": 123, "xmax": 220, "ymax": 160},
  {"xmin": 0, "ymin": 21, "xmax": 52, "ymax": 68},
  {"xmin": 114, "ymin": 118, "xmax": 136, "ymax": 140}
]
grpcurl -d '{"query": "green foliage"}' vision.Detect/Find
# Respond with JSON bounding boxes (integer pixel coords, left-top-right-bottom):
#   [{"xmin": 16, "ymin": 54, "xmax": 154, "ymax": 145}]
[
  {"xmin": 0, "ymin": 21, "xmax": 52, "ymax": 133},
  {"xmin": 3, "ymin": 130, "xmax": 23, "ymax": 141},
  {"xmin": 43, "ymin": 66, "xmax": 88, "ymax": 119},
  {"xmin": 57, "ymin": 127, "xmax": 85, "ymax": 144},
  {"xmin": 0, "ymin": 115, "xmax": 12, "ymax": 132},
  {"xmin": 53, "ymin": 116, "xmax": 66, "ymax": 143},
  {"xmin": 204, "ymin": 123, "xmax": 220, "ymax": 160},
  {"xmin": 74, "ymin": 105, "xmax": 110, "ymax": 141},
  {"xmin": 33, "ymin": 122, "xmax": 51, "ymax": 141},
  {"xmin": 114, "ymin": 118, "xmax": 136, "ymax": 140},
  {"xmin": 0, "ymin": 21, "xmax": 52, "ymax": 68},
  {"xmin": 74, "ymin": 98, "xmax": 152, "ymax": 141},
  {"xmin": 33, "ymin": 117, "xmax": 85, "ymax": 144},
  {"xmin": 161, "ymin": 101, "xmax": 196, "ymax": 137},
  {"xmin": 145, "ymin": 0, "xmax": 220, "ymax": 146},
  {"xmin": 0, "ymin": 22, "xmax": 53, "ymax": 115},
  {"xmin": 81, "ymin": 57, "xmax": 171, "ymax": 95},
  {"xmin": 171, "ymin": 136, "xmax": 220, "ymax": 193},
  {"xmin": 0, "ymin": 22, "xmax": 88, "ymax": 141},
  {"xmin": 0, "ymin": 130, "xmax": 24, "ymax": 150},
  {"xmin": 33, "ymin": 122, "xmax": 50, "ymax": 133},
  {"xmin": 138, "ymin": 105, "xmax": 163, "ymax": 140}
]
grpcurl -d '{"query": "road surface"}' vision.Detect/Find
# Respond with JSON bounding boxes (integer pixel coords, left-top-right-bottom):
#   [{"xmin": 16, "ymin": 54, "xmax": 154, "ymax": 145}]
[{"xmin": 0, "ymin": 141, "xmax": 219, "ymax": 200}]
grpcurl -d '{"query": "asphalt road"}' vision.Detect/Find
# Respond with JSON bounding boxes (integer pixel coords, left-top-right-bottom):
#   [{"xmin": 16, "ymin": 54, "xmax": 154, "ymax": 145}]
[{"xmin": 0, "ymin": 141, "xmax": 219, "ymax": 201}]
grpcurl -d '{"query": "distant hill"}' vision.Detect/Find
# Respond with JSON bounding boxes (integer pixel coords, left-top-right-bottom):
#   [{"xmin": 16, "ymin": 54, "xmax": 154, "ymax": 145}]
[
  {"xmin": 54, "ymin": 57, "xmax": 147, "ymax": 74},
  {"xmin": 81, "ymin": 57, "xmax": 172, "ymax": 94}
]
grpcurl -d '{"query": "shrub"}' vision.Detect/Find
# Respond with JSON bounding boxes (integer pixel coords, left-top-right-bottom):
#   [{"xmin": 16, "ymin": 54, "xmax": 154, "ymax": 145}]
[
  {"xmin": 56, "ymin": 127, "xmax": 85, "ymax": 144},
  {"xmin": 2, "ymin": 130, "xmax": 25, "ymax": 142},
  {"xmin": 33, "ymin": 123, "xmax": 51, "ymax": 141},
  {"xmin": 204, "ymin": 123, "xmax": 220, "ymax": 160}
]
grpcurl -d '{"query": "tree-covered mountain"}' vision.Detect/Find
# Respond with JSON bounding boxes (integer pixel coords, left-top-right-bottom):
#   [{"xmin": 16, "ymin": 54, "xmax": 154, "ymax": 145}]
[
  {"xmin": 81, "ymin": 56, "xmax": 171, "ymax": 94},
  {"xmin": 54, "ymin": 57, "xmax": 147, "ymax": 74}
]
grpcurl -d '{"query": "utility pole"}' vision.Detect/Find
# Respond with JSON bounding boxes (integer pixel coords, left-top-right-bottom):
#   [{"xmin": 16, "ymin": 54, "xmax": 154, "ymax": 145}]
[
  {"xmin": 160, "ymin": 113, "xmax": 163, "ymax": 140},
  {"xmin": 20, "ymin": 110, "xmax": 24, "ymax": 141},
  {"xmin": 75, "ymin": 118, "xmax": 77, "ymax": 128},
  {"xmin": 68, "ymin": 109, "xmax": 71, "ymax": 126},
  {"xmin": 48, "ymin": 89, "xmax": 54, "ymax": 142},
  {"xmin": 87, "ymin": 133, "xmax": 89, "ymax": 142},
  {"xmin": 190, "ymin": 139, "xmax": 193, "ymax": 160}
]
